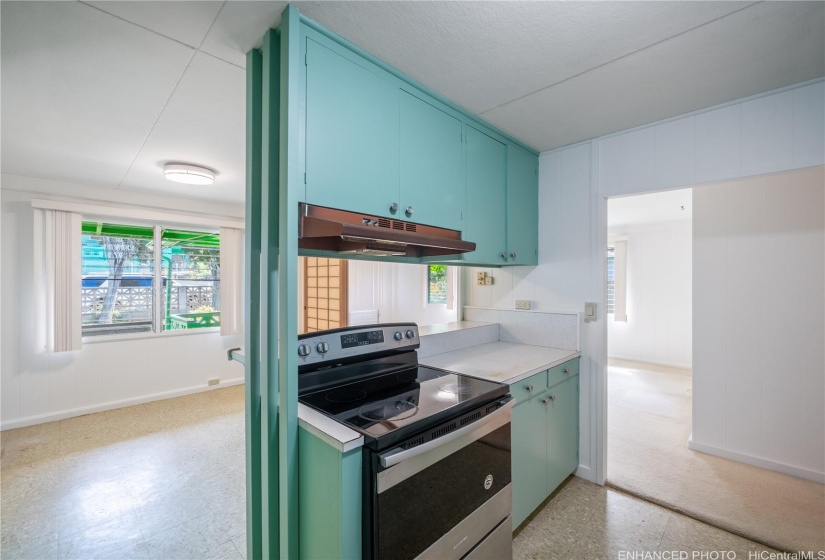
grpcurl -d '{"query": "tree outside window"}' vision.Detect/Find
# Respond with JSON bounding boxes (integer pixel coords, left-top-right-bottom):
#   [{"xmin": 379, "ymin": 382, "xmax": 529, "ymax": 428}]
[{"xmin": 427, "ymin": 264, "xmax": 448, "ymax": 305}]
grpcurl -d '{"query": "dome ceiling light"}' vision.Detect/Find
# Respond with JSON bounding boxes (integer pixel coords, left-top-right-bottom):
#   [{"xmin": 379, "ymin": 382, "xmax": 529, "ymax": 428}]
[{"xmin": 163, "ymin": 163, "xmax": 215, "ymax": 185}]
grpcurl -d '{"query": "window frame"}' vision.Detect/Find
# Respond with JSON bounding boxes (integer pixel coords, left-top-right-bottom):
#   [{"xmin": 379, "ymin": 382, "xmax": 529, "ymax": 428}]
[{"xmin": 80, "ymin": 218, "xmax": 222, "ymax": 343}]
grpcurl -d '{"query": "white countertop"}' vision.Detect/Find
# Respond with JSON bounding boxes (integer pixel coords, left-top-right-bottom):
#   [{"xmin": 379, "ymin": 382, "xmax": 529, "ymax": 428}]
[{"xmin": 420, "ymin": 341, "xmax": 581, "ymax": 385}]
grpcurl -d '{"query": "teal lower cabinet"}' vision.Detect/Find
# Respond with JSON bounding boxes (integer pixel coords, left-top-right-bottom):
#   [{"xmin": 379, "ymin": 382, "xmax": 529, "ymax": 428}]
[
  {"xmin": 298, "ymin": 427, "xmax": 362, "ymax": 559},
  {"xmin": 510, "ymin": 358, "xmax": 580, "ymax": 530}
]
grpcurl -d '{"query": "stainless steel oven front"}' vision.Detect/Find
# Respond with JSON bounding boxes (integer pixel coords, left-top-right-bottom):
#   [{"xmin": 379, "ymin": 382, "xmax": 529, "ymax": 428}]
[{"xmin": 363, "ymin": 398, "xmax": 514, "ymax": 560}]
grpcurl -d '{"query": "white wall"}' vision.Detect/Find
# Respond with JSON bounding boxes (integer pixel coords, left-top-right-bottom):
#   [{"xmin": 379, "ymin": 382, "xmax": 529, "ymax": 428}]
[
  {"xmin": 691, "ymin": 167, "xmax": 824, "ymax": 481},
  {"xmin": 349, "ymin": 261, "xmax": 457, "ymax": 326},
  {"xmin": 607, "ymin": 221, "xmax": 692, "ymax": 369},
  {"xmin": 463, "ymin": 78, "xmax": 825, "ymax": 483},
  {"xmin": 1, "ymin": 174, "xmax": 245, "ymax": 429}
]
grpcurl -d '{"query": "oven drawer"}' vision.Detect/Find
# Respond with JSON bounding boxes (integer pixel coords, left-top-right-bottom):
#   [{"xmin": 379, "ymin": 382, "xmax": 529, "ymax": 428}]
[
  {"xmin": 510, "ymin": 371, "xmax": 548, "ymax": 403},
  {"xmin": 464, "ymin": 516, "xmax": 513, "ymax": 560}
]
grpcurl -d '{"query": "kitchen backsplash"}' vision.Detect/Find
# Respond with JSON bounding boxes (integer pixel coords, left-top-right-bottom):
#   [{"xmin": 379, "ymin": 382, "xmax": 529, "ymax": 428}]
[
  {"xmin": 463, "ymin": 307, "xmax": 580, "ymax": 351},
  {"xmin": 418, "ymin": 322, "xmax": 499, "ymax": 358}
]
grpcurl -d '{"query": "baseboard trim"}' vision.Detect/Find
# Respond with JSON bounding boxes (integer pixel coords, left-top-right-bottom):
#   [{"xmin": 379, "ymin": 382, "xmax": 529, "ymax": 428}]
[
  {"xmin": 688, "ymin": 437, "xmax": 825, "ymax": 484},
  {"xmin": 608, "ymin": 354, "xmax": 692, "ymax": 370},
  {"xmin": 1, "ymin": 378, "xmax": 245, "ymax": 431},
  {"xmin": 575, "ymin": 464, "xmax": 597, "ymax": 484}
]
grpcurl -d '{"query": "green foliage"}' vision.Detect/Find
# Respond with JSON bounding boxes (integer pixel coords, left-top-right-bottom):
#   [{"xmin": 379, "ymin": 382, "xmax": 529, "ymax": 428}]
[{"xmin": 427, "ymin": 264, "xmax": 448, "ymax": 305}]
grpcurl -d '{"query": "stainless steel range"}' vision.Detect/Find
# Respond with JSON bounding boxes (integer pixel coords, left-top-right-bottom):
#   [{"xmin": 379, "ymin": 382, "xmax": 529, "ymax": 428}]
[{"xmin": 297, "ymin": 323, "xmax": 514, "ymax": 560}]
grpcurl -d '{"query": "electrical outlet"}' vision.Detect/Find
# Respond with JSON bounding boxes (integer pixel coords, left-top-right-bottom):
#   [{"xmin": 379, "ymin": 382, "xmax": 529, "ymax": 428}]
[
  {"xmin": 476, "ymin": 271, "xmax": 486, "ymax": 285},
  {"xmin": 515, "ymin": 300, "xmax": 530, "ymax": 310},
  {"xmin": 208, "ymin": 378, "xmax": 220, "ymax": 386},
  {"xmin": 484, "ymin": 276, "xmax": 493, "ymax": 285}
]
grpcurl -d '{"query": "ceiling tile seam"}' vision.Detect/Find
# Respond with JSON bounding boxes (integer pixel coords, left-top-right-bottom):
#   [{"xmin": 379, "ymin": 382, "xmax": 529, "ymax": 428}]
[
  {"xmin": 76, "ymin": 0, "xmax": 200, "ymax": 51},
  {"xmin": 478, "ymin": 0, "xmax": 763, "ymax": 116},
  {"xmin": 115, "ymin": 2, "xmax": 228, "ymax": 189}
]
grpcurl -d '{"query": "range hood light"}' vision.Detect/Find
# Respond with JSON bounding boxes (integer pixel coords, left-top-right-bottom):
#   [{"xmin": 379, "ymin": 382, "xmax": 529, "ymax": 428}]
[{"xmin": 164, "ymin": 163, "xmax": 215, "ymax": 185}]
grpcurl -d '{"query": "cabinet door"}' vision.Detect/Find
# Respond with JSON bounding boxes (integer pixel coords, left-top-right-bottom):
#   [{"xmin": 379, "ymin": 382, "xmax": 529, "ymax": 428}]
[
  {"xmin": 506, "ymin": 144, "xmax": 538, "ymax": 265},
  {"xmin": 464, "ymin": 125, "xmax": 507, "ymax": 264},
  {"xmin": 511, "ymin": 397, "xmax": 547, "ymax": 530},
  {"xmin": 399, "ymin": 91, "xmax": 464, "ymax": 229},
  {"xmin": 546, "ymin": 376, "xmax": 580, "ymax": 495},
  {"xmin": 305, "ymin": 39, "xmax": 399, "ymax": 217}
]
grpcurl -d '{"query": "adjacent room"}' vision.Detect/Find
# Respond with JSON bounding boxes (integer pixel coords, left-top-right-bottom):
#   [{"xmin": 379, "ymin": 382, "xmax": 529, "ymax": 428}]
[{"xmin": 2, "ymin": 2, "xmax": 823, "ymax": 560}]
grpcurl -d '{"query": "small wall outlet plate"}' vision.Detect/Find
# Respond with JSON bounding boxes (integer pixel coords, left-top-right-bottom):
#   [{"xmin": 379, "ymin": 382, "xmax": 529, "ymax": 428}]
[
  {"xmin": 515, "ymin": 300, "xmax": 530, "ymax": 310},
  {"xmin": 484, "ymin": 276, "xmax": 493, "ymax": 285},
  {"xmin": 208, "ymin": 378, "xmax": 220, "ymax": 386}
]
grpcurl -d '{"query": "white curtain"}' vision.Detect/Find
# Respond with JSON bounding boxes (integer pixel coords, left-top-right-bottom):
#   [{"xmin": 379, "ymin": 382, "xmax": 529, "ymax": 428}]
[
  {"xmin": 34, "ymin": 208, "xmax": 82, "ymax": 352},
  {"xmin": 219, "ymin": 227, "xmax": 244, "ymax": 336},
  {"xmin": 613, "ymin": 239, "xmax": 628, "ymax": 323}
]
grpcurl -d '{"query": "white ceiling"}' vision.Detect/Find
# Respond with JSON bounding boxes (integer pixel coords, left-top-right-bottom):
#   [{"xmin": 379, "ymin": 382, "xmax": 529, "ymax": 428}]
[
  {"xmin": 608, "ymin": 188, "xmax": 692, "ymax": 228},
  {"xmin": 2, "ymin": 1, "xmax": 823, "ymax": 206}
]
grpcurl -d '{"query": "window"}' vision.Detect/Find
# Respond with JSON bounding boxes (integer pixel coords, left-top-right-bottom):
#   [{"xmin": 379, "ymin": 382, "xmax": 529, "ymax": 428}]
[
  {"xmin": 606, "ymin": 246, "xmax": 615, "ymax": 315},
  {"xmin": 81, "ymin": 221, "xmax": 221, "ymax": 337},
  {"xmin": 427, "ymin": 264, "xmax": 448, "ymax": 305}
]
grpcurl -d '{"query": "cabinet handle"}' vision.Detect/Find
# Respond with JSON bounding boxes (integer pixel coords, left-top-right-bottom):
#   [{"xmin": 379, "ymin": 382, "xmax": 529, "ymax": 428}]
[
  {"xmin": 500, "ymin": 252, "xmax": 508, "ymax": 261},
  {"xmin": 389, "ymin": 202, "xmax": 398, "ymax": 213},
  {"xmin": 563, "ymin": 368, "xmax": 570, "ymax": 375},
  {"xmin": 542, "ymin": 395, "xmax": 556, "ymax": 406},
  {"xmin": 510, "ymin": 252, "xmax": 517, "ymax": 260},
  {"xmin": 405, "ymin": 205, "xmax": 414, "ymax": 216},
  {"xmin": 526, "ymin": 385, "xmax": 534, "ymax": 393}
]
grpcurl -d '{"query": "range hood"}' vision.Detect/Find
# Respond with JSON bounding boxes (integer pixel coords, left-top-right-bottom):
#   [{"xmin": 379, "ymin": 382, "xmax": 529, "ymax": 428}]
[{"xmin": 298, "ymin": 203, "xmax": 476, "ymax": 257}]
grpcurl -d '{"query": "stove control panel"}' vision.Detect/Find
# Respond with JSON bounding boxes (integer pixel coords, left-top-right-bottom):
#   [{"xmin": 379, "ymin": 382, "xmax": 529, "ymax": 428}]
[{"xmin": 297, "ymin": 323, "xmax": 419, "ymax": 366}]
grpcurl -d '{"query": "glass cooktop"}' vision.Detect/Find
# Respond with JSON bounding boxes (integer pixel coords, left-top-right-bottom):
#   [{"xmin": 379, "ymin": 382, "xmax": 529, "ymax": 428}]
[{"xmin": 299, "ymin": 365, "xmax": 507, "ymax": 442}]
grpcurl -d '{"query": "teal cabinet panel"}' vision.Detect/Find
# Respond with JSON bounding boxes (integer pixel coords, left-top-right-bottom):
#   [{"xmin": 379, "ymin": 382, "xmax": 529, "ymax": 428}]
[
  {"xmin": 547, "ymin": 358, "xmax": 579, "ymax": 388},
  {"xmin": 506, "ymin": 144, "xmax": 539, "ymax": 265},
  {"xmin": 464, "ymin": 125, "xmax": 507, "ymax": 264},
  {"xmin": 400, "ymin": 91, "xmax": 464, "ymax": 229},
  {"xmin": 305, "ymin": 38, "xmax": 399, "ymax": 217},
  {"xmin": 511, "ymin": 398, "xmax": 548, "ymax": 530},
  {"xmin": 298, "ymin": 427, "xmax": 362, "ymax": 560},
  {"xmin": 546, "ymin": 375, "xmax": 580, "ymax": 495}
]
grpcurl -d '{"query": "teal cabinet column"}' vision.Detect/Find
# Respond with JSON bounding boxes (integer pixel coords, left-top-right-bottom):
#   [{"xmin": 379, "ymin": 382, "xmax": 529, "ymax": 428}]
[
  {"xmin": 546, "ymin": 375, "xmax": 580, "ymax": 494},
  {"xmin": 464, "ymin": 124, "xmax": 507, "ymax": 264},
  {"xmin": 512, "ymin": 394, "xmax": 548, "ymax": 529},
  {"xmin": 304, "ymin": 38, "xmax": 399, "ymax": 217},
  {"xmin": 506, "ymin": 144, "xmax": 539, "ymax": 265},
  {"xmin": 399, "ymin": 91, "xmax": 464, "ymax": 229}
]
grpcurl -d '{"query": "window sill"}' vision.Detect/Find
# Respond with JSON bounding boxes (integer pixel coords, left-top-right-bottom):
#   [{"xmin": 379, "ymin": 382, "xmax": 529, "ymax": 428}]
[{"xmin": 82, "ymin": 327, "xmax": 222, "ymax": 345}]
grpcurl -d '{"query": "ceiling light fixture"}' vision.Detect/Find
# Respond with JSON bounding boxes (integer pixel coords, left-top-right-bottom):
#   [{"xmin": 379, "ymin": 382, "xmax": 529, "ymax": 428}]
[{"xmin": 163, "ymin": 163, "xmax": 215, "ymax": 185}]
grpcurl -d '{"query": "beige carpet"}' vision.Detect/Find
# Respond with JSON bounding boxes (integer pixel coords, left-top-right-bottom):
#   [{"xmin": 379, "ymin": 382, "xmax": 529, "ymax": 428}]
[{"xmin": 607, "ymin": 359, "xmax": 825, "ymax": 553}]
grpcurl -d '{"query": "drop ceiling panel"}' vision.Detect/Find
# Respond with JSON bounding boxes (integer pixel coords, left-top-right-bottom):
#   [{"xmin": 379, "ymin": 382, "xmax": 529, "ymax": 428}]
[
  {"xmin": 119, "ymin": 52, "xmax": 246, "ymax": 204},
  {"xmin": 200, "ymin": 1, "xmax": 288, "ymax": 68},
  {"xmin": 84, "ymin": 0, "xmax": 224, "ymax": 48},
  {"xmin": 284, "ymin": 1, "xmax": 755, "ymax": 114},
  {"xmin": 481, "ymin": 1, "xmax": 825, "ymax": 151},
  {"xmin": 0, "ymin": 1, "xmax": 193, "ymax": 188}
]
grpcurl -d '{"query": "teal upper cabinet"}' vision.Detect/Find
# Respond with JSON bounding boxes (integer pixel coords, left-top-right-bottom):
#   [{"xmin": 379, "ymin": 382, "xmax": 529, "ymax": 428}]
[
  {"xmin": 305, "ymin": 39, "xmax": 400, "ymax": 218},
  {"xmin": 399, "ymin": 91, "xmax": 464, "ymax": 229},
  {"xmin": 507, "ymin": 144, "xmax": 539, "ymax": 265},
  {"xmin": 464, "ymin": 125, "xmax": 507, "ymax": 264}
]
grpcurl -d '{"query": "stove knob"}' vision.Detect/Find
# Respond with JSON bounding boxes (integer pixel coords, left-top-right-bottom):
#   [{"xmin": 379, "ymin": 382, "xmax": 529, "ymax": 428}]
[
  {"xmin": 405, "ymin": 329, "xmax": 415, "ymax": 339},
  {"xmin": 297, "ymin": 344, "xmax": 311, "ymax": 357},
  {"xmin": 316, "ymin": 342, "xmax": 329, "ymax": 354},
  {"xmin": 393, "ymin": 331, "xmax": 403, "ymax": 341}
]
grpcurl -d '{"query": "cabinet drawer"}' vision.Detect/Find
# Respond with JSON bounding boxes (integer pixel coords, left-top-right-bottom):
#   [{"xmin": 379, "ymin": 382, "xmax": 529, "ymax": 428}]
[
  {"xmin": 510, "ymin": 371, "xmax": 548, "ymax": 403},
  {"xmin": 548, "ymin": 358, "xmax": 579, "ymax": 388}
]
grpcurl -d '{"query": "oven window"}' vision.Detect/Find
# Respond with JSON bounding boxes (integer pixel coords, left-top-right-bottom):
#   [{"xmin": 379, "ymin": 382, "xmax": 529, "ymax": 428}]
[{"xmin": 375, "ymin": 423, "xmax": 511, "ymax": 560}]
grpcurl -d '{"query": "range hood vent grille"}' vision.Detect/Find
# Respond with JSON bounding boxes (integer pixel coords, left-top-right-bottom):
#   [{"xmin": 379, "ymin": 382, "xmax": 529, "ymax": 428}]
[{"xmin": 299, "ymin": 204, "xmax": 475, "ymax": 258}]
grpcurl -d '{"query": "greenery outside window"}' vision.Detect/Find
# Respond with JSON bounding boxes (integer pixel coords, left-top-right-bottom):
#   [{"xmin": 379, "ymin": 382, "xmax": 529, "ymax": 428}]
[
  {"xmin": 427, "ymin": 264, "xmax": 448, "ymax": 305},
  {"xmin": 81, "ymin": 221, "xmax": 220, "ymax": 337}
]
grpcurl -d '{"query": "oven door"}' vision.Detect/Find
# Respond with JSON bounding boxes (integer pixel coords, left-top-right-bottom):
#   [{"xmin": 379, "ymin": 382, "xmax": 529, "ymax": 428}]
[{"xmin": 369, "ymin": 399, "xmax": 513, "ymax": 560}]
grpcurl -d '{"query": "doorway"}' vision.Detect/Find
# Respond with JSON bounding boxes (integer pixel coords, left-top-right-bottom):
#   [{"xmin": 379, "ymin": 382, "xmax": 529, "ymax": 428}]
[{"xmin": 605, "ymin": 188, "xmax": 693, "ymax": 495}]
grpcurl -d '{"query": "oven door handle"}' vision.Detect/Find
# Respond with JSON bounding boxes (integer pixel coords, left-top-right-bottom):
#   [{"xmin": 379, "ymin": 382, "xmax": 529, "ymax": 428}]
[{"xmin": 379, "ymin": 397, "xmax": 514, "ymax": 469}]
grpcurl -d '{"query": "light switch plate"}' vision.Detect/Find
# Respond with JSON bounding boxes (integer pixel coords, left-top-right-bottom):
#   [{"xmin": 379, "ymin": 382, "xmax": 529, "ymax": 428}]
[
  {"xmin": 515, "ymin": 300, "xmax": 530, "ymax": 310},
  {"xmin": 476, "ymin": 271, "xmax": 485, "ymax": 285},
  {"xmin": 584, "ymin": 302, "xmax": 597, "ymax": 322}
]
